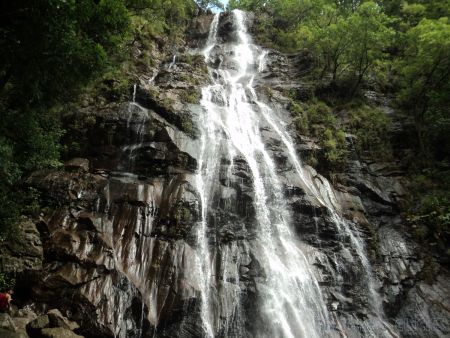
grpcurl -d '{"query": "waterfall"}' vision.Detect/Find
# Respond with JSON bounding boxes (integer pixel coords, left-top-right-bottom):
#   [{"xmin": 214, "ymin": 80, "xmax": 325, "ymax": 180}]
[
  {"xmin": 168, "ymin": 55, "xmax": 177, "ymax": 71},
  {"xmin": 121, "ymin": 103, "xmax": 148, "ymax": 170},
  {"xmin": 192, "ymin": 9, "xmax": 399, "ymax": 338},
  {"xmin": 196, "ymin": 10, "xmax": 329, "ymax": 337}
]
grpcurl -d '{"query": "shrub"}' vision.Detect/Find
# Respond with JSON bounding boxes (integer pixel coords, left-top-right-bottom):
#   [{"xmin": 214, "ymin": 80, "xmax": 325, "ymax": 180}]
[
  {"xmin": 347, "ymin": 105, "xmax": 393, "ymax": 160},
  {"xmin": 0, "ymin": 273, "xmax": 15, "ymax": 291},
  {"xmin": 407, "ymin": 170, "xmax": 450, "ymax": 262},
  {"xmin": 290, "ymin": 99, "xmax": 348, "ymax": 170}
]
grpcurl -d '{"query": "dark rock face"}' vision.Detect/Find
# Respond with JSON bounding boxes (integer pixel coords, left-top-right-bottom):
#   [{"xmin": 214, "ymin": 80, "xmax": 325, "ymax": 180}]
[
  {"xmin": 0, "ymin": 218, "xmax": 43, "ymax": 274},
  {"xmin": 2, "ymin": 11, "xmax": 449, "ymax": 338},
  {"xmin": 187, "ymin": 15, "xmax": 215, "ymax": 48},
  {"xmin": 40, "ymin": 327, "xmax": 84, "ymax": 338},
  {"xmin": 393, "ymin": 274, "xmax": 450, "ymax": 337},
  {"xmin": 0, "ymin": 313, "xmax": 17, "ymax": 332},
  {"xmin": 26, "ymin": 314, "xmax": 50, "ymax": 336}
]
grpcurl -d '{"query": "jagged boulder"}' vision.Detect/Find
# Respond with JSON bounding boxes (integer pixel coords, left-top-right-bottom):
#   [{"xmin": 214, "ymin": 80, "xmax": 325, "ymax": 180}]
[
  {"xmin": 0, "ymin": 218, "xmax": 43, "ymax": 274},
  {"xmin": 26, "ymin": 315, "xmax": 50, "ymax": 337},
  {"xmin": 64, "ymin": 159, "xmax": 90, "ymax": 173},
  {"xmin": 40, "ymin": 328, "xmax": 83, "ymax": 338},
  {"xmin": 47, "ymin": 310, "xmax": 79, "ymax": 332},
  {"xmin": 0, "ymin": 313, "xmax": 17, "ymax": 332},
  {"xmin": 0, "ymin": 328, "xmax": 29, "ymax": 338}
]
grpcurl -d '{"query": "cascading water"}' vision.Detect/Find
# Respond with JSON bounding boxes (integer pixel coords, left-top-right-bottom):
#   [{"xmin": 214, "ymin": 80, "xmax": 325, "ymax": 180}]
[
  {"xmin": 121, "ymin": 103, "xmax": 148, "ymax": 170},
  {"xmin": 193, "ymin": 10, "xmax": 398, "ymax": 338},
  {"xmin": 168, "ymin": 55, "xmax": 177, "ymax": 71},
  {"xmin": 195, "ymin": 10, "xmax": 330, "ymax": 338}
]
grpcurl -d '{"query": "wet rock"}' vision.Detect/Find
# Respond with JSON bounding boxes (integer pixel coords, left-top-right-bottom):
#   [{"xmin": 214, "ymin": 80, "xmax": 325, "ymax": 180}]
[
  {"xmin": 61, "ymin": 101, "xmax": 200, "ymax": 177},
  {"xmin": 33, "ymin": 262, "xmax": 150, "ymax": 338},
  {"xmin": 64, "ymin": 159, "xmax": 90, "ymax": 173},
  {"xmin": 11, "ymin": 306, "xmax": 38, "ymax": 333},
  {"xmin": 187, "ymin": 15, "xmax": 214, "ymax": 47},
  {"xmin": 394, "ymin": 274, "xmax": 450, "ymax": 337},
  {"xmin": 27, "ymin": 170, "xmax": 106, "ymax": 206},
  {"xmin": 40, "ymin": 328, "xmax": 84, "ymax": 338},
  {"xmin": 0, "ymin": 218, "xmax": 43, "ymax": 274},
  {"xmin": 217, "ymin": 12, "xmax": 237, "ymax": 43},
  {"xmin": 0, "ymin": 328, "xmax": 29, "ymax": 338},
  {"xmin": 47, "ymin": 309, "xmax": 79, "ymax": 331},
  {"xmin": 379, "ymin": 227, "xmax": 422, "ymax": 285},
  {"xmin": 0, "ymin": 313, "xmax": 17, "ymax": 331},
  {"xmin": 26, "ymin": 315, "xmax": 50, "ymax": 336}
]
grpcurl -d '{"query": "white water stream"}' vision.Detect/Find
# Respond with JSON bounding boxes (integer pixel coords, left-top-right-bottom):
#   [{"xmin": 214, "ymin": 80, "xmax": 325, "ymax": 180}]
[
  {"xmin": 193, "ymin": 10, "xmax": 398, "ymax": 338},
  {"xmin": 196, "ymin": 10, "xmax": 328, "ymax": 338}
]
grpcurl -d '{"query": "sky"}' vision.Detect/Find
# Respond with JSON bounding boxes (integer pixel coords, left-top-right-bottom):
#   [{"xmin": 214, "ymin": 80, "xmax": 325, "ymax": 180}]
[{"xmin": 212, "ymin": 0, "xmax": 228, "ymax": 12}]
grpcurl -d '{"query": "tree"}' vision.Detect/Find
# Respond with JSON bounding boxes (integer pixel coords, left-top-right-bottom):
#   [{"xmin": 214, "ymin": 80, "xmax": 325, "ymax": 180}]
[
  {"xmin": 229, "ymin": 0, "xmax": 319, "ymax": 24},
  {"xmin": 345, "ymin": 2, "xmax": 394, "ymax": 94},
  {"xmin": 298, "ymin": 2, "xmax": 393, "ymax": 95},
  {"xmin": 196, "ymin": 0, "xmax": 224, "ymax": 11},
  {"xmin": 398, "ymin": 17, "xmax": 450, "ymax": 155},
  {"xmin": 0, "ymin": 0, "xmax": 129, "ymax": 104},
  {"xmin": 0, "ymin": 0, "xmax": 130, "ymax": 236}
]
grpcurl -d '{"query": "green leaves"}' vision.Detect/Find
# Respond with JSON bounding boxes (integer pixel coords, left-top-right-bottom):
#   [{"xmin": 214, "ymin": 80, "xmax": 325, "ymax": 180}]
[
  {"xmin": 232, "ymin": 1, "xmax": 393, "ymax": 94},
  {"xmin": 290, "ymin": 99, "xmax": 348, "ymax": 169},
  {"xmin": 397, "ymin": 17, "xmax": 450, "ymax": 155},
  {"xmin": 0, "ymin": 0, "xmax": 130, "ymax": 106},
  {"xmin": 0, "ymin": 273, "xmax": 15, "ymax": 290},
  {"xmin": 299, "ymin": 2, "xmax": 394, "ymax": 93},
  {"xmin": 347, "ymin": 104, "xmax": 392, "ymax": 159},
  {"xmin": 0, "ymin": 0, "xmax": 131, "ymax": 237}
]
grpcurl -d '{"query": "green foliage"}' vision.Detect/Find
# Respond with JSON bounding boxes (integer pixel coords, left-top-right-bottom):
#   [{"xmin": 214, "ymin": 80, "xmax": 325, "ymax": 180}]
[
  {"xmin": 407, "ymin": 169, "xmax": 450, "ymax": 262},
  {"xmin": 299, "ymin": 2, "xmax": 393, "ymax": 95},
  {"xmin": 0, "ymin": 186, "xmax": 42, "ymax": 240},
  {"xmin": 230, "ymin": 0, "xmax": 322, "ymax": 51},
  {"xmin": 397, "ymin": 17, "xmax": 450, "ymax": 156},
  {"xmin": 401, "ymin": 3, "xmax": 427, "ymax": 26},
  {"xmin": 180, "ymin": 114, "xmax": 198, "ymax": 138},
  {"xmin": 0, "ymin": 0, "xmax": 130, "ymax": 237},
  {"xmin": 0, "ymin": 0, "xmax": 130, "ymax": 105},
  {"xmin": 232, "ymin": 1, "xmax": 394, "ymax": 96},
  {"xmin": 347, "ymin": 104, "xmax": 392, "ymax": 159},
  {"xmin": 180, "ymin": 88, "xmax": 201, "ymax": 104},
  {"xmin": 196, "ymin": 0, "xmax": 224, "ymax": 11},
  {"xmin": 420, "ymin": 255, "xmax": 440, "ymax": 284},
  {"xmin": 0, "ymin": 273, "xmax": 15, "ymax": 291},
  {"xmin": 126, "ymin": 0, "xmax": 223, "ymax": 17},
  {"xmin": 126, "ymin": 0, "xmax": 218, "ymax": 40},
  {"xmin": 179, "ymin": 53, "xmax": 205, "ymax": 66},
  {"xmin": 0, "ymin": 111, "xmax": 46, "ymax": 235},
  {"xmin": 173, "ymin": 203, "xmax": 192, "ymax": 225},
  {"xmin": 322, "ymin": 129, "xmax": 347, "ymax": 166},
  {"xmin": 0, "ymin": 138, "xmax": 21, "ymax": 187},
  {"xmin": 0, "ymin": 181, "xmax": 20, "ymax": 239},
  {"xmin": 61, "ymin": 110, "xmax": 99, "ymax": 158},
  {"xmin": 291, "ymin": 100, "xmax": 348, "ymax": 169},
  {"xmin": 291, "ymin": 98, "xmax": 394, "ymax": 168}
]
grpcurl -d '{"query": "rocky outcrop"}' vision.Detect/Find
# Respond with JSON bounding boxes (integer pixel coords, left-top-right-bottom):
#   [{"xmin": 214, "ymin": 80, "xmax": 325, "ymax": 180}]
[
  {"xmin": 0, "ymin": 218, "xmax": 43, "ymax": 274},
  {"xmin": 394, "ymin": 273, "xmax": 450, "ymax": 337},
  {"xmin": 0, "ymin": 306, "xmax": 84, "ymax": 338}
]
